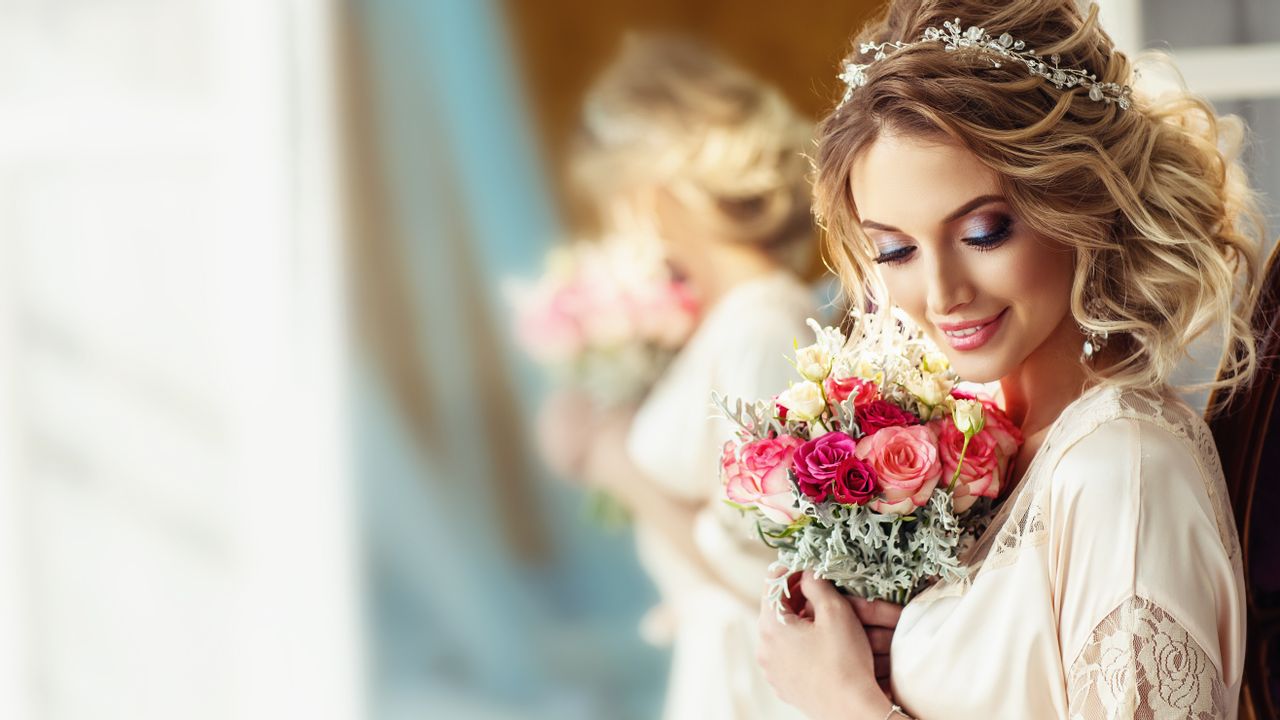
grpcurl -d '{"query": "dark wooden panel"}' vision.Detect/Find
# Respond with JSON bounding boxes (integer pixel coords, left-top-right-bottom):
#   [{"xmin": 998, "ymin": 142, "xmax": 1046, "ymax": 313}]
[
  {"xmin": 1208, "ymin": 241, "xmax": 1280, "ymax": 720},
  {"xmin": 501, "ymin": 0, "xmax": 883, "ymax": 179}
]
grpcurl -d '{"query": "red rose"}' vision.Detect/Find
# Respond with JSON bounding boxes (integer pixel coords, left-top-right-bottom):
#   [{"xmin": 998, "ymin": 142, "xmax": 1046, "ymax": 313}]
[
  {"xmin": 824, "ymin": 375, "xmax": 879, "ymax": 407},
  {"xmin": 855, "ymin": 399, "xmax": 920, "ymax": 435},
  {"xmin": 831, "ymin": 456, "xmax": 878, "ymax": 505}
]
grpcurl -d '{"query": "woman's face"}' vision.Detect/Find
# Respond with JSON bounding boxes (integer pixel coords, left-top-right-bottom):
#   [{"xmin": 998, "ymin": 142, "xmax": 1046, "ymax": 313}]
[{"xmin": 849, "ymin": 132, "xmax": 1076, "ymax": 383}]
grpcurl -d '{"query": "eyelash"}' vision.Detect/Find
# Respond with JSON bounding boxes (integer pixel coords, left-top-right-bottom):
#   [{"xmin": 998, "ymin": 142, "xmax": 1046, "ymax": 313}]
[{"xmin": 873, "ymin": 217, "xmax": 1013, "ymax": 265}]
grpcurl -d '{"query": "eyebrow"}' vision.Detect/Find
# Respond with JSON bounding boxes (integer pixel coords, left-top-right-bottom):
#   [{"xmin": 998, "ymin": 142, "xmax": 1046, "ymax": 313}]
[{"xmin": 860, "ymin": 194, "xmax": 1006, "ymax": 233}]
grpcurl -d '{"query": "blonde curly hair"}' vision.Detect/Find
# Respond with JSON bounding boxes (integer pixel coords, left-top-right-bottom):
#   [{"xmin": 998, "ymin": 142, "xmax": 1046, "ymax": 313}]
[
  {"xmin": 814, "ymin": 0, "xmax": 1266, "ymax": 403},
  {"xmin": 573, "ymin": 33, "xmax": 817, "ymax": 275}
]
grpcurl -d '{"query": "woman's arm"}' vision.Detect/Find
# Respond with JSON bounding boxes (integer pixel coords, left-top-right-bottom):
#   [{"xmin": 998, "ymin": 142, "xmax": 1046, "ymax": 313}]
[{"xmin": 581, "ymin": 409, "xmax": 758, "ymax": 606}]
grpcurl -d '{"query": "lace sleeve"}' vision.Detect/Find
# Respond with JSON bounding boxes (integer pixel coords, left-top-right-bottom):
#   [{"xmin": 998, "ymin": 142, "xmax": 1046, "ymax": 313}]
[{"xmin": 1066, "ymin": 597, "xmax": 1228, "ymax": 719}]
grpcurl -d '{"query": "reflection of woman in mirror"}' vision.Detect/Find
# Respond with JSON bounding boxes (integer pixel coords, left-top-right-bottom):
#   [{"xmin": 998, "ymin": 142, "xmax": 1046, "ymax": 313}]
[{"xmin": 536, "ymin": 34, "xmax": 819, "ymax": 720}]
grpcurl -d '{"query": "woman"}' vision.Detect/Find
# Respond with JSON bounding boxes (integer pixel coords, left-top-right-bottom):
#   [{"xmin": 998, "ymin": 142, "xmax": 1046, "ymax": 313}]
[
  {"xmin": 538, "ymin": 36, "xmax": 819, "ymax": 720},
  {"xmin": 755, "ymin": 1, "xmax": 1263, "ymax": 718}
]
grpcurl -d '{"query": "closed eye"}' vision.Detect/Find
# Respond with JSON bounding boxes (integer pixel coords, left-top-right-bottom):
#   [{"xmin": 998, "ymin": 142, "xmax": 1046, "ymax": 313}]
[
  {"xmin": 874, "ymin": 245, "xmax": 915, "ymax": 265},
  {"xmin": 961, "ymin": 216, "xmax": 1013, "ymax": 250}
]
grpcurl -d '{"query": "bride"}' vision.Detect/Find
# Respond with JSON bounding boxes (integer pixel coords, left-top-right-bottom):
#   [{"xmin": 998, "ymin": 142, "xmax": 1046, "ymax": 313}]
[{"xmin": 755, "ymin": 0, "xmax": 1263, "ymax": 718}]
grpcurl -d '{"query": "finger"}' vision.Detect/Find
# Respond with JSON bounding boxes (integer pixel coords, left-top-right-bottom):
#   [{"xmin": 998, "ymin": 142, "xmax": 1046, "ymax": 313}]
[
  {"xmin": 799, "ymin": 571, "xmax": 851, "ymax": 622},
  {"xmin": 867, "ymin": 627, "xmax": 893, "ymax": 654},
  {"xmin": 874, "ymin": 654, "xmax": 891, "ymax": 679},
  {"xmin": 850, "ymin": 596, "xmax": 904, "ymax": 628},
  {"xmin": 798, "ymin": 598, "xmax": 815, "ymax": 621}
]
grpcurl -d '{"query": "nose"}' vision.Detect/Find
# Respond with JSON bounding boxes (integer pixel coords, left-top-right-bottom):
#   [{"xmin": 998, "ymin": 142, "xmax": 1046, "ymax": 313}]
[{"xmin": 925, "ymin": 250, "xmax": 975, "ymax": 318}]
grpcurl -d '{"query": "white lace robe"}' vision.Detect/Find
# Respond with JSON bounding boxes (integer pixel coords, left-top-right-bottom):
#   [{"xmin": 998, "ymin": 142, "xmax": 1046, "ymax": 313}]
[{"xmin": 890, "ymin": 384, "xmax": 1245, "ymax": 719}]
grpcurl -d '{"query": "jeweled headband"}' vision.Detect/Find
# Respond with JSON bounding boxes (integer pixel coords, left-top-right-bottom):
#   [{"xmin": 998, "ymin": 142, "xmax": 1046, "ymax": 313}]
[{"xmin": 838, "ymin": 18, "xmax": 1133, "ymax": 110}]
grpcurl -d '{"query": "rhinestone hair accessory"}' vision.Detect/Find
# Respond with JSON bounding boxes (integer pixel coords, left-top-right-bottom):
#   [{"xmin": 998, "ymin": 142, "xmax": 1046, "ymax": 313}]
[{"xmin": 838, "ymin": 18, "xmax": 1133, "ymax": 110}]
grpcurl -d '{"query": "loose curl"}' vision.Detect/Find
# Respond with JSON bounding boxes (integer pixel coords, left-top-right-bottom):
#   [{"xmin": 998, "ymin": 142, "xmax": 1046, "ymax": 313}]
[
  {"xmin": 573, "ymin": 34, "xmax": 817, "ymax": 275},
  {"xmin": 814, "ymin": 0, "xmax": 1265, "ymax": 405}
]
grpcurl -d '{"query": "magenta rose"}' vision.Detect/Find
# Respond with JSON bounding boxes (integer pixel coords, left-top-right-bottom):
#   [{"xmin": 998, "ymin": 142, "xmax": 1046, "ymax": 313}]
[
  {"xmin": 793, "ymin": 432, "xmax": 857, "ymax": 502},
  {"xmin": 831, "ymin": 456, "xmax": 878, "ymax": 505},
  {"xmin": 824, "ymin": 375, "xmax": 879, "ymax": 408},
  {"xmin": 855, "ymin": 399, "xmax": 920, "ymax": 436},
  {"xmin": 721, "ymin": 436, "xmax": 804, "ymax": 524},
  {"xmin": 854, "ymin": 424, "xmax": 942, "ymax": 514}
]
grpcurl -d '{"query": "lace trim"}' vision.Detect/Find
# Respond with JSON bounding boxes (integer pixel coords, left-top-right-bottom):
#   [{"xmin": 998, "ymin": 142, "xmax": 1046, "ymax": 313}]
[{"xmin": 1066, "ymin": 597, "xmax": 1228, "ymax": 719}]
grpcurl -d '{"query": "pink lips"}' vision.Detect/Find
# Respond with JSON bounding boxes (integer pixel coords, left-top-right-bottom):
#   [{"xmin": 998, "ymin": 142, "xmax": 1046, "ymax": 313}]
[{"xmin": 937, "ymin": 308, "xmax": 1007, "ymax": 351}]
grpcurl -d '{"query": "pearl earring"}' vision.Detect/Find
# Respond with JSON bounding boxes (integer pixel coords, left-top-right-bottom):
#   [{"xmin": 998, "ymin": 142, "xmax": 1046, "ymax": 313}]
[{"xmin": 1079, "ymin": 298, "xmax": 1109, "ymax": 363}]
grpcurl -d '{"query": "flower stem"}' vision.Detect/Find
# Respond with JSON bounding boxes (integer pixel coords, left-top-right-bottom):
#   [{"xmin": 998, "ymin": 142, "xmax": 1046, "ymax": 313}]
[{"xmin": 948, "ymin": 434, "xmax": 972, "ymax": 491}]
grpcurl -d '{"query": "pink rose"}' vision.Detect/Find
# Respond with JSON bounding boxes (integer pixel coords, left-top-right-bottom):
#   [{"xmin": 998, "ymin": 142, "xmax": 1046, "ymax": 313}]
[
  {"xmin": 515, "ymin": 302, "xmax": 583, "ymax": 362},
  {"xmin": 855, "ymin": 399, "xmax": 920, "ymax": 436},
  {"xmin": 824, "ymin": 375, "xmax": 879, "ymax": 407},
  {"xmin": 854, "ymin": 425, "xmax": 942, "ymax": 514},
  {"xmin": 721, "ymin": 436, "xmax": 804, "ymax": 524},
  {"xmin": 793, "ymin": 432, "xmax": 857, "ymax": 502},
  {"xmin": 950, "ymin": 388, "xmax": 1022, "ymax": 444},
  {"xmin": 831, "ymin": 456, "xmax": 878, "ymax": 505},
  {"xmin": 635, "ymin": 281, "xmax": 698, "ymax": 348},
  {"xmin": 937, "ymin": 390, "xmax": 1023, "ymax": 512},
  {"xmin": 936, "ymin": 421, "xmax": 1002, "ymax": 512},
  {"xmin": 978, "ymin": 402, "xmax": 1023, "ymax": 456}
]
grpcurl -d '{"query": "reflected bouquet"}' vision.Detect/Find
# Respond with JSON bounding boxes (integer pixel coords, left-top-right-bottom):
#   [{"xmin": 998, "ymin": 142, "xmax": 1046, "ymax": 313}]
[
  {"xmin": 509, "ymin": 234, "xmax": 697, "ymax": 407},
  {"xmin": 714, "ymin": 312, "xmax": 1022, "ymax": 608}
]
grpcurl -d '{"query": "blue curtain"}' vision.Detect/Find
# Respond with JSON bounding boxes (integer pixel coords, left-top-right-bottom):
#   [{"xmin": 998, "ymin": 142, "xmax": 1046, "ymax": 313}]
[{"xmin": 349, "ymin": 1, "xmax": 667, "ymax": 717}]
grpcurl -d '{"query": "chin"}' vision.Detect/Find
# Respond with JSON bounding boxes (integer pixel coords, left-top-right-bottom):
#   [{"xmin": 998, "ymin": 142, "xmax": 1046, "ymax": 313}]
[
  {"xmin": 940, "ymin": 349, "xmax": 1010, "ymax": 384},
  {"xmin": 950, "ymin": 363, "xmax": 1004, "ymax": 384}
]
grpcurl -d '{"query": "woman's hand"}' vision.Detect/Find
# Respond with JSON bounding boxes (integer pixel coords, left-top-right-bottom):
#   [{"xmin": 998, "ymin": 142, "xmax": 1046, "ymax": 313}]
[
  {"xmin": 578, "ymin": 404, "xmax": 637, "ymax": 495},
  {"xmin": 756, "ymin": 571, "xmax": 894, "ymax": 720},
  {"xmin": 850, "ymin": 596, "xmax": 903, "ymax": 695}
]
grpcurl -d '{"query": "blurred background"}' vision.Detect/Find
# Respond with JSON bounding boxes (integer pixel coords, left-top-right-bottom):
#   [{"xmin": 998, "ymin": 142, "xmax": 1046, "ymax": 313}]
[{"xmin": 0, "ymin": 1, "xmax": 1274, "ymax": 719}]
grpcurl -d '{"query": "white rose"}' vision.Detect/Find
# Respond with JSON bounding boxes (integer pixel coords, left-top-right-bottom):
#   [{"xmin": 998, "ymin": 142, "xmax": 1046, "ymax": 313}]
[
  {"xmin": 951, "ymin": 398, "xmax": 986, "ymax": 437},
  {"xmin": 921, "ymin": 351, "xmax": 950, "ymax": 374},
  {"xmin": 777, "ymin": 381, "xmax": 827, "ymax": 422},
  {"xmin": 795, "ymin": 345, "xmax": 833, "ymax": 382},
  {"xmin": 907, "ymin": 372, "xmax": 950, "ymax": 407}
]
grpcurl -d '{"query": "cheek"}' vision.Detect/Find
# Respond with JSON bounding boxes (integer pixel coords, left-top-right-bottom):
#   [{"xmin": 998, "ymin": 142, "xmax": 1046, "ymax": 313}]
[
  {"xmin": 999, "ymin": 237, "xmax": 1075, "ymax": 323},
  {"xmin": 878, "ymin": 268, "xmax": 928, "ymax": 321}
]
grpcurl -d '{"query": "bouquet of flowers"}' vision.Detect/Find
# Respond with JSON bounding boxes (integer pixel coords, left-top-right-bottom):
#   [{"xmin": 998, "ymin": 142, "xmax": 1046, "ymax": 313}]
[
  {"xmin": 509, "ymin": 234, "xmax": 697, "ymax": 407},
  {"xmin": 714, "ymin": 311, "xmax": 1022, "ymax": 609},
  {"xmin": 510, "ymin": 233, "xmax": 698, "ymax": 525}
]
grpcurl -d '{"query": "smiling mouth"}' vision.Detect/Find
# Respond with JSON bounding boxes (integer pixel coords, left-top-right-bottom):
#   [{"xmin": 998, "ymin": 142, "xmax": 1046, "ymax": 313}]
[
  {"xmin": 937, "ymin": 309, "xmax": 1008, "ymax": 351},
  {"xmin": 944, "ymin": 324, "xmax": 990, "ymax": 339}
]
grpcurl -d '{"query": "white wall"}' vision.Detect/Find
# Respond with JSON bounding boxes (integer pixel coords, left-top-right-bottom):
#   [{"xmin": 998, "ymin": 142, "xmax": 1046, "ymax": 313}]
[{"xmin": 0, "ymin": 1, "xmax": 363, "ymax": 718}]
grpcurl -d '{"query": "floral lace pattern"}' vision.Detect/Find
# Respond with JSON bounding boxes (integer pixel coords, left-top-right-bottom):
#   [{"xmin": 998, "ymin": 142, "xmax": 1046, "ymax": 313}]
[{"xmin": 1066, "ymin": 597, "xmax": 1227, "ymax": 719}]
